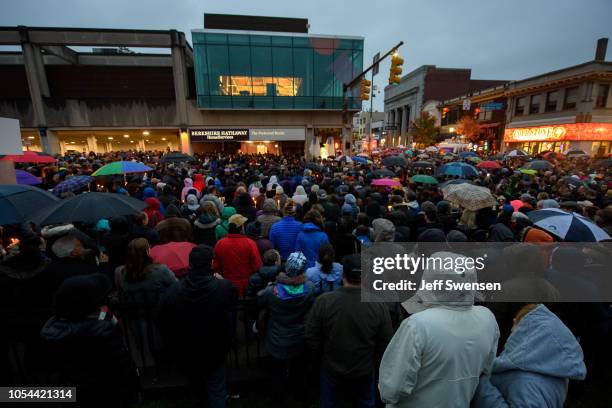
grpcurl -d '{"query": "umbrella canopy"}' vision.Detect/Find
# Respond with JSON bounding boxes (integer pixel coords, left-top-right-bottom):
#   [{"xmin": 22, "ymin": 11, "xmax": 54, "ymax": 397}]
[
  {"xmin": 441, "ymin": 183, "xmax": 496, "ymax": 211},
  {"xmin": 519, "ymin": 169, "xmax": 537, "ymax": 175},
  {"xmin": 92, "ymin": 161, "xmax": 152, "ymax": 176},
  {"xmin": 160, "ymin": 152, "xmax": 195, "ymax": 163},
  {"xmin": 543, "ymin": 151, "xmax": 563, "ymax": 161},
  {"xmin": 0, "ymin": 184, "xmax": 59, "ymax": 225},
  {"xmin": 52, "ymin": 175, "xmax": 93, "ymax": 196},
  {"xmin": 32, "ymin": 192, "xmax": 147, "ymax": 226},
  {"xmin": 439, "ymin": 178, "xmax": 472, "ymax": 188},
  {"xmin": 371, "ymin": 178, "xmax": 402, "ymax": 188},
  {"xmin": 565, "ymin": 149, "xmax": 588, "ymax": 157},
  {"xmin": 357, "ymin": 153, "xmax": 370, "ymax": 157},
  {"xmin": 528, "ymin": 208, "xmax": 610, "ymax": 242},
  {"xmin": 560, "ymin": 176, "xmax": 584, "ymax": 187},
  {"xmin": 351, "ymin": 156, "xmax": 371, "ymax": 165},
  {"xmin": 476, "ymin": 160, "xmax": 502, "ymax": 170},
  {"xmin": 15, "ymin": 170, "xmax": 41, "ymax": 185},
  {"xmin": 305, "ymin": 162, "xmax": 322, "ymax": 171},
  {"xmin": 404, "ymin": 149, "xmax": 414, "ymax": 156},
  {"xmin": 488, "ymin": 154, "xmax": 504, "ymax": 160},
  {"xmin": 417, "ymin": 153, "xmax": 429, "ymax": 159},
  {"xmin": 410, "ymin": 161, "xmax": 435, "ymax": 169},
  {"xmin": 336, "ymin": 155, "xmax": 353, "ymax": 164},
  {"xmin": 458, "ymin": 151, "xmax": 478, "ymax": 158},
  {"xmin": 424, "ymin": 146, "xmax": 438, "ymax": 152},
  {"xmin": 466, "ymin": 156, "xmax": 482, "ymax": 163},
  {"xmin": 0, "ymin": 151, "xmax": 57, "ymax": 163},
  {"xmin": 382, "ymin": 155, "xmax": 406, "ymax": 168},
  {"xmin": 593, "ymin": 158, "xmax": 612, "ymax": 168},
  {"xmin": 524, "ymin": 160, "xmax": 553, "ymax": 171},
  {"xmin": 505, "ymin": 149, "xmax": 529, "ymax": 158},
  {"xmin": 373, "ymin": 169, "xmax": 395, "ymax": 178},
  {"xmin": 436, "ymin": 162, "xmax": 479, "ymax": 178},
  {"xmin": 150, "ymin": 241, "xmax": 197, "ymax": 277},
  {"xmin": 410, "ymin": 175, "xmax": 439, "ymax": 185}
]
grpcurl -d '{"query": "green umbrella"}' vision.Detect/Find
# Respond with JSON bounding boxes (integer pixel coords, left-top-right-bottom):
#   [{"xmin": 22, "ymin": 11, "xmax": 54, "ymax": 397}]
[
  {"xmin": 92, "ymin": 160, "xmax": 152, "ymax": 176},
  {"xmin": 411, "ymin": 174, "xmax": 439, "ymax": 185},
  {"xmin": 519, "ymin": 169, "xmax": 537, "ymax": 175},
  {"xmin": 404, "ymin": 149, "xmax": 414, "ymax": 156},
  {"xmin": 466, "ymin": 156, "xmax": 482, "ymax": 163}
]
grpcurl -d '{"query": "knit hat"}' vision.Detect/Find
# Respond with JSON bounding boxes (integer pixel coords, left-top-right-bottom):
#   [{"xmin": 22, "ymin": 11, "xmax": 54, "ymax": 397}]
[
  {"xmin": 54, "ymin": 273, "xmax": 111, "ymax": 320},
  {"xmin": 263, "ymin": 198, "xmax": 278, "ymax": 213},
  {"xmin": 245, "ymin": 221, "xmax": 262, "ymax": 238},
  {"xmin": 285, "ymin": 252, "xmax": 307, "ymax": 277},
  {"xmin": 344, "ymin": 193, "xmax": 356, "ymax": 205},
  {"xmin": 502, "ymin": 204, "xmax": 514, "ymax": 214},
  {"xmin": 276, "ymin": 185, "xmax": 284, "ymax": 195}
]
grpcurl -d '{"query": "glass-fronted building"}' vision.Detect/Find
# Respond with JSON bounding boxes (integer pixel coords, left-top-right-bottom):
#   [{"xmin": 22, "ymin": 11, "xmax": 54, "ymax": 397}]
[{"xmin": 192, "ymin": 30, "xmax": 363, "ymax": 110}]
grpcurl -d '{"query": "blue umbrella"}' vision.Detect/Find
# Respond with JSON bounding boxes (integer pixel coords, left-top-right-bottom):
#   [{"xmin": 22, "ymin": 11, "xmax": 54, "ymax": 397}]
[
  {"xmin": 351, "ymin": 156, "xmax": 370, "ymax": 164},
  {"xmin": 15, "ymin": 170, "xmax": 41, "ymax": 185},
  {"xmin": 528, "ymin": 208, "xmax": 610, "ymax": 242},
  {"xmin": 458, "ymin": 151, "xmax": 479, "ymax": 158},
  {"xmin": 436, "ymin": 162, "xmax": 479, "ymax": 178},
  {"xmin": 52, "ymin": 175, "xmax": 93, "ymax": 196},
  {"xmin": 0, "ymin": 185, "xmax": 59, "ymax": 225}
]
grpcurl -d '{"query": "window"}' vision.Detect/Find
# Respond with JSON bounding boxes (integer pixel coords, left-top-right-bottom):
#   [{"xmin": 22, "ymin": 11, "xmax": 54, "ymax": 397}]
[
  {"xmin": 529, "ymin": 94, "xmax": 541, "ymax": 114},
  {"xmin": 563, "ymin": 86, "xmax": 579, "ymax": 110},
  {"xmin": 545, "ymin": 90, "xmax": 559, "ymax": 112},
  {"xmin": 515, "ymin": 97, "xmax": 527, "ymax": 116},
  {"xmin": 595, "ymin": 84, "xmax": 610, "ymax": 108}
]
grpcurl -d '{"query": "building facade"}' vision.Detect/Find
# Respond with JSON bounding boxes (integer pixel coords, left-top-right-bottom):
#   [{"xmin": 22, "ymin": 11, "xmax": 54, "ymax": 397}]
[
  {"xmin": 0, "ymin": 16, "xmax": 364, "ymax": 158},
  {"xmin": 383, "ymin": 65, "xmax": 506, "ymax": 147}
]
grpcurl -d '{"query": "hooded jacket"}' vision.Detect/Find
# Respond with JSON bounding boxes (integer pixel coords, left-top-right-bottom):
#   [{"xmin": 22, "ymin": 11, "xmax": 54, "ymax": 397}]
[
  {"xmin": 212, "ymin": 233, "xmax": 262, "ymax": 296},
  {"xmin": 144, "ymin": 197, "xmax": 164, "ymax": 228},
  {"xmin": 193, "ymin": 212, "xmax": 221, "ymax": 247},
  {"xmin": 192, "ymin": 173, "xmax": 205, "ymax": 193},
  {"xmin": 215, "ymin": 206, "xmax": 236, "ymax": 241},
  {"xmin": 379, "ymin": 302, "xmax": 499, "ymax": 407},
  {"xmin": 180, "ymin": 178, "xmax": 195, "ymax": 202},
  {"xmin": 295, "ymin": 223, "xmax": 330, "ymax": 269},
  {"xmin": 473, "ymin": 305, "xmax": 586, "ymax": 408},
  {"xmin": 159, "ymin": 269, "xmax": 237, "ymax": 372},
  {"xmin": 305, "ymin": 261, "xmax": 343, "ymax": 295},
  {"xmin": 292, "ymin": 185, "xmax": 308, "ymax": 206}
]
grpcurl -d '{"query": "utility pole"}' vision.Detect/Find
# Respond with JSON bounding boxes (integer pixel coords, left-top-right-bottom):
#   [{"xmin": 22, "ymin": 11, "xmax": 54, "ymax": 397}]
[{"xmin": 342, "ymin": 41, "xmax": 403, "ymax": 157}]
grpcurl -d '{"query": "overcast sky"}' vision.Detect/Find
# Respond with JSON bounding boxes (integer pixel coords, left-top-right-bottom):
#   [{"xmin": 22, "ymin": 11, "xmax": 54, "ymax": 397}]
[{"xmin": 1, "ymin": 0, "xmax": 610, "ymax": 111}]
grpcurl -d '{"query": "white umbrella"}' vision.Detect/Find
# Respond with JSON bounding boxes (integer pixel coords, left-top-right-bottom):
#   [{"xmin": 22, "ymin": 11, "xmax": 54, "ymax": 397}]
[
  {"xmin": 505, "ymin": 149, "xmax": 529, "ymax": 157},
  {"xmin": 425, "ymin": 146, "xmax": 438, "ymax": 152},
  {"xmin": 528, "ymin": 208, "xmax": 610, "ymax": 242},
  {"xmin": 441, "ymin": 183, "xmax": 497, "ymax": 211}
]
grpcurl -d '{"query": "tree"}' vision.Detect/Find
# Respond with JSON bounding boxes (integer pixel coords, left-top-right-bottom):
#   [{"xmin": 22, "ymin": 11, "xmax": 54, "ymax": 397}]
[
  {"xmin": 411, "ymin": 112, "xmax": 440, "ymax": 147},
  {"xmin": 456, "ymin": 116, "xmax": 481, "ymax": 143}
]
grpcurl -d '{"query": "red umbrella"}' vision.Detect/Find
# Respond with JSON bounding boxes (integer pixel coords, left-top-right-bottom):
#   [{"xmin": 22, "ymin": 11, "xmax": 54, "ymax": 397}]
[
  {"xmin": 476, "ymin": 161, "xmax": 502, "ymax": 169},
  {"xmin": 0, "ymin": 151, "xmax": 57, "ymax": 163},
  {"xmin": 149, "ymin": 241, "xmax": 197, "ymax": 278},
  {"xmin": 371, "ymin": 178, "xmax": 402, "ymax": 188},
  {"xmin": 543, "ymin": 151, "xmax": 563, "ymax": 161}
]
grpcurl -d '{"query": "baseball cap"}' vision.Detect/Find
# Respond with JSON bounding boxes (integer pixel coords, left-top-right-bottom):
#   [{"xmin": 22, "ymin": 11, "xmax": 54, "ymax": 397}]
[{"xmin": 228, "ymin": 214, "xmax": 248, "ymax": 228}]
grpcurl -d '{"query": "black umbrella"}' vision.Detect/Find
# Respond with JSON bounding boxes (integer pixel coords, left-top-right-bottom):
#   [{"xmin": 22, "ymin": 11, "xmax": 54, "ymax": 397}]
[
  {"xmin": 524, "ymin": 160, "xmax": 553, "ymax": 171},
  {"xmin": 160, "ymin": 152, "xmax": 195, "ymax": 163},
  {"xmin": 410, "ymin": 161, "xmax": 435, "ymax": 169},
  {"xmin": 382, "ymin": 155, "xmax": 406, "ymax": 168},
  {"xmin": 32, "ymin": 192, "xmax": 147, "ymax": 226},
  {"xmin": 0, "ymin": 185, "xmax": 59, "ymax": 225},
  {"xmin": 304, "ymin": 162, "xmax": 322, "ymax": 171},
  {"xmin": 373, "ymin": 169, "xmax": 395, "ymax": 178},
  {"xmin": 560, "ymin": 176, "xmax": 584, "ymax": 187}
]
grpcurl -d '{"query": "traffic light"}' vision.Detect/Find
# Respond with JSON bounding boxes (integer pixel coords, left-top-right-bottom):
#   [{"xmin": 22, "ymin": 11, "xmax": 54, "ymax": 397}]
[
  {"xmin": 388, "ymin": 52, "xmax": 404, "ymax": 85},
  {"xmin": 360, "ymin": 78, "xmax": 371, "ymax": 101},
  {"xmin": 442, "ymin": 107, "xmax": 449, "ymax": 119},
  {"xmin": 473, "ymin": 107, "xmax": 481, "ymax": 120}
]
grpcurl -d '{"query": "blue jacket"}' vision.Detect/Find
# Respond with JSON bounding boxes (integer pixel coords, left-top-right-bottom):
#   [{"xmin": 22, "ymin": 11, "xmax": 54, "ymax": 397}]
[
  {"xmin": 295, "ymin": 223, "xmax": 329, "ymax": 269},
  {"xmin": 269, "ymin": 216, "xmax": 302, "ymax": 260},
  {"xmin": 305, "ymin": 262, "xmax": 343, "ymax": 295},
  {"xmin": 473, "ymin": 304, "xmax": 586, "ymax": 408}
]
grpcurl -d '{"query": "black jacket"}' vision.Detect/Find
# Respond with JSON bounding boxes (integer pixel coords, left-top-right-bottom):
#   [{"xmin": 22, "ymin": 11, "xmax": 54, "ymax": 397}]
[
  {"xmin": 305, "ymin": 287, "xmax": 392, "ymax": 379},
  {"xmin": 246, "ymin": 265, "xmax": 281, "ymax": 298},
  {"xmin": 40, "ymin": 315, "xmax": 135, "ymax": 407},
  {"xmin": 159, "ymin": 271, "xmax": 237, "ymax": 372}
]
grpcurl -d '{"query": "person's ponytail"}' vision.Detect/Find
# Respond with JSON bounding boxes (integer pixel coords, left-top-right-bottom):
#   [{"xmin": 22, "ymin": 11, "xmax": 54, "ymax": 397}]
[{"xmin": 318, "ymin": 243, "xmax": 335, "ymax": 274}]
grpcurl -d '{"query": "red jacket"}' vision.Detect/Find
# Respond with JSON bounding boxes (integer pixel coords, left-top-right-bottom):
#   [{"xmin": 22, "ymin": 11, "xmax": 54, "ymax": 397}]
[{"xmin": 212, "ymin": 234, "xmax": 262, "ymax": 296}]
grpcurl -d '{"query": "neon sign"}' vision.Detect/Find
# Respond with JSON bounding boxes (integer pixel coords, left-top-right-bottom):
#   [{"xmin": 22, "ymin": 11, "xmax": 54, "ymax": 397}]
[{"xmin": 504, "ymin": 123, "xmax": 612, "ymax": 142}]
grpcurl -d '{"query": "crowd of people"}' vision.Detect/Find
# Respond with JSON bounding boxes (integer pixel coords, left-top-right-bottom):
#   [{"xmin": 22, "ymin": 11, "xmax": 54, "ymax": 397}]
[{"xmin": 1, "ymin": 147, "xmax": 611, "ymax": 407}]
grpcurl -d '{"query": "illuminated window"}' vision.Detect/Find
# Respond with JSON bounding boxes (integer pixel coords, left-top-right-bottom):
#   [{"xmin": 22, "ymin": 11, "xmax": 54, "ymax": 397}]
[{"xmin": 219, "ymin": 76, "xmax": 302, "ymax": 96}]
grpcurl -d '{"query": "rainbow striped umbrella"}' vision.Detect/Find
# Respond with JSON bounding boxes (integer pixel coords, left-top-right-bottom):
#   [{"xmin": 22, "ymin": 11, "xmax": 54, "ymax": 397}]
[{"xmin": 92, "ymin": 161, "xmax": 152, "ymax": 176}]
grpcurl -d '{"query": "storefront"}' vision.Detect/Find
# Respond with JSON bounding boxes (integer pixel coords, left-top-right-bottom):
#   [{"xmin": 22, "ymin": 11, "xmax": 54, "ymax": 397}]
[{"xmin": 503, "ymin": 123, "xmax": 612, "ymax": 157}]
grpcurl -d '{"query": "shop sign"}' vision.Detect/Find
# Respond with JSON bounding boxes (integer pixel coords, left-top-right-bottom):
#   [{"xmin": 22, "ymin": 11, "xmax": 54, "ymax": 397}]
[
  {"xmin": 190, "ymin": 128, "xmax": 249, "ymax": 142},
  {"xmin": 250, "ymin": 128, "xmax": 305, "ymax": 141},
  {"xmin": 504, "ymin": 123, "xmax": 612, "ymax": 143},
  {"xmin": 462, "ymin": 99, "xmax": 471, "ymax": 111},
  {"xmin": 482, "ymin": 102, "xmax": 504, "ymax": 111}
]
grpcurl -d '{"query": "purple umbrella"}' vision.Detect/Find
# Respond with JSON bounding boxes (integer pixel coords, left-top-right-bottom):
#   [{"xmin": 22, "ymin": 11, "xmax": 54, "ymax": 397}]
[{"xmin": 15, "ymin": 170, "xmax": 41, "ymax": 185}]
